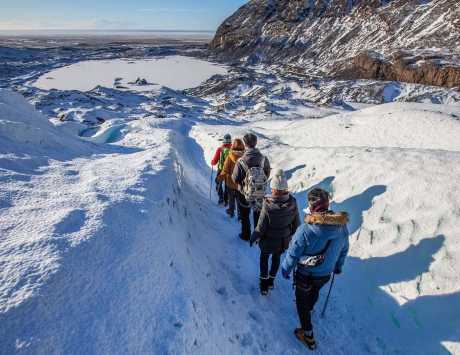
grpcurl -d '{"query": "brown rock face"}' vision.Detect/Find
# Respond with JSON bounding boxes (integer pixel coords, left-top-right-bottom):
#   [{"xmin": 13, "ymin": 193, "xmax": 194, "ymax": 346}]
[
  {"xmin": 336, "ymin": 51, "xmax": 460, "ymax": 88},
  {"xmin": 210, "ymin": 0, "xmax": 460, "ymax": 88}
]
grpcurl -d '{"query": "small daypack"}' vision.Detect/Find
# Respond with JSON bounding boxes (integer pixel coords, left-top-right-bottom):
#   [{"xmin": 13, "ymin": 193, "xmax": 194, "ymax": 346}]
[
  {"xmin": 218, "ymin": 147, "xmax": 230, "ymax": 171},
  {"xmin": 298, "ymin": 240, "xmax": 332, "ymax": 268},
  {"xmin": 239, "ymin": 156, "xmax": 268, "ymax": 211}
]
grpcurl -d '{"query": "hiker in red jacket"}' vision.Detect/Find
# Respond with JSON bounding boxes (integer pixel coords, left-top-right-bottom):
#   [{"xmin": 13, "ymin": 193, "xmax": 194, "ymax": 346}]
[{"xmin": 211, "ymin": 133, "xmax": 232, "ymax": 205}]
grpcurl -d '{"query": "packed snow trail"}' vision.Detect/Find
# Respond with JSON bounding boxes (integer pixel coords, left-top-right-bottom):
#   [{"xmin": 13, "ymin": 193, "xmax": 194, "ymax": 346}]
[{"xmin": 1, "ymin": 91, "xmax": 460, "ymax": 354}]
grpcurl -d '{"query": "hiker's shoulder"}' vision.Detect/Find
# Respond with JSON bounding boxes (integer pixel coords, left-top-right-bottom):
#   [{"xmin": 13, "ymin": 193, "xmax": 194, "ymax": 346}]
[
  {"xmin": 294, "ymin": 223, "xmax": 311, "ymax": 236},
  {"xmin": 287, "ymin": 193, "xmax": 297, "ymax": 204}
]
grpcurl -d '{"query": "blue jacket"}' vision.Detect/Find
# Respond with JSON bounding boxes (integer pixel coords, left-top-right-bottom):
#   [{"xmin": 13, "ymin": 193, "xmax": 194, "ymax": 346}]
[{"xmin": 282, "ymin": 217, "xmax": 349, "ymax": 277}]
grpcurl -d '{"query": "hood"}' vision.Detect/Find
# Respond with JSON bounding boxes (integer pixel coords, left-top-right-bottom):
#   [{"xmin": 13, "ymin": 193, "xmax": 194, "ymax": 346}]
[
  {"xmin": 243, "ymin": 147, "xmax": 261, "ymax": 158},
  {"xmin": 305, "ymin": 211, "xmax": 348, "ymax": 225},
  {"xmin": 266, "ymin": 194, "xmax": 294, "ymax": 210},
  {"xmin": 304, "ymin": 211, "xmax": 349, "ymax": 239},
  {"xmin": 229, "ymin": 150, "xmax": 244, "ymax": 162}
]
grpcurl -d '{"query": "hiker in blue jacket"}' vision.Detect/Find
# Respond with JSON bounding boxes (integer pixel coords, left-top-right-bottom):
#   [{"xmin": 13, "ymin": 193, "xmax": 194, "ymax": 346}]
[{"xmin": 281, "ymin": 188, "xmax": 349, "ymax": 350}]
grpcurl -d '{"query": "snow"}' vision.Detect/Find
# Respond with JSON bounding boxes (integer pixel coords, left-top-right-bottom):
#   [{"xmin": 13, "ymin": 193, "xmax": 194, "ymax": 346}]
[
  {"xmin": 33, "ymin": 56, "xmax": 228, "ymax": 92},
  {"xmin": 1, "ymin": 61, "xmax": 460, "ymax": 354},
  {"xmin": 246, "ymin": 102, "xmax": 460, "ymax": 151},
  {"xmin": 191, "ymin": 103, "xmax": 460, "ymax": 354}
]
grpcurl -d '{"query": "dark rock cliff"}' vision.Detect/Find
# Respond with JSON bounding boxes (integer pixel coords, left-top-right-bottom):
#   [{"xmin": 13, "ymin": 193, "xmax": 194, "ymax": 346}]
[{"xmin": 210, "ymin": 0, "xmax": 460, "ymax": 88}]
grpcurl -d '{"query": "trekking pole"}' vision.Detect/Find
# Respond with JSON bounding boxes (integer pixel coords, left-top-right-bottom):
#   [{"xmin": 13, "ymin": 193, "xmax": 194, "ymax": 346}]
[
  {"xmin": 209, "ymin": 166, "xmax": 214, "ymax": 201},
  {"xmin": 320, "ymin": 273, "xmax": 335, "ymax": 318}
]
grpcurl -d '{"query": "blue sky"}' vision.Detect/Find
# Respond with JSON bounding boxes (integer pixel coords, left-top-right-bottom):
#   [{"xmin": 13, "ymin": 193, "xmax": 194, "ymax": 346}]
[{"xmin": 0, "ymin": 0, "xmax": 247, "ymax": 31}]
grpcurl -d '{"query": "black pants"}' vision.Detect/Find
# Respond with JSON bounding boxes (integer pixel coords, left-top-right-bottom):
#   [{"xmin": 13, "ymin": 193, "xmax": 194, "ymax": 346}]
[
  {"xmin": 215, "ymin": 171, "xmax": 228, "ymax": 204},
  {"xmin": 295, "ymin": 272, "xmax": 331, "ymax": 332},
  {"xmin": 227, "ymin": 188, "xmax": 238, "ymax": 216},
  {"xmin": 238, "ymin": 193, "xmax": 260, "ymax": 239},
  {"xmin": 260, "ymin": 252, "xmax": 281, "ymax": 279}
]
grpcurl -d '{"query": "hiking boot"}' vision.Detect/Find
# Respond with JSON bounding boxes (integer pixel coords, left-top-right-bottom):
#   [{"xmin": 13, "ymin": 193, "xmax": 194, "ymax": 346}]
[
  {"xmin": 259, "ymin": 277, "xmax": 269, "ymax": 296},
  {"xmin": 294, "ymin": 328, "xmax": 316, "ymax": 350},
  {"xmin": 267, "ymin": 276, "xmax": 275, "ymax": 290}
]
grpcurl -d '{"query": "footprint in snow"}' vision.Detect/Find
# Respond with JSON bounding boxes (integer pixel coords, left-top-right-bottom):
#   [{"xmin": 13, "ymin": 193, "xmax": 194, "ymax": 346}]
[
  {"xmin": 216, "ymin": 287, "xmax": 227, "ymax": 298},
  {"xmin": 239, "ymin": 332, "xmax": 254, "ymax": 347},
  {"xmin": 248, "ymin": 310, "xmax": 262, "ymax": 322}
]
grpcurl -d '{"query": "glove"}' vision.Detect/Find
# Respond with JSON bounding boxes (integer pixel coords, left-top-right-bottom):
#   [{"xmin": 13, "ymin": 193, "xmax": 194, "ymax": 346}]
[
  {"xmin": 250, "ymin": 231, "xmax": 260, "ymax": 247},
  {"xmin": 281, "ymin": 268, "xmax": 291, "ymax": 280},
  {"xmin": 334, "ymin": 267, "xmax": 342, "ymax": 275}
]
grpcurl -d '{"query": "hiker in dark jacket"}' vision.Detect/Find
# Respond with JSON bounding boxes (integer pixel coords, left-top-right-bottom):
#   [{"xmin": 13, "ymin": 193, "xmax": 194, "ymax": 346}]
[
  {"xmin": 281, "ymin": 188, "xmax": 349, "ymax": 350},
  {"xmin": 250, "ymin": 169, "xmax": 300, "ymax": 295},
  {"xmin": 217, "ymin": 138, "xmax": 245, "ymax": 218},
  {"xmin": 232, "ymin": 133, "xmax": 271, "ymax": 241},
  {"xmin": 211, "ymin": 133, "xmax": 232, "ymax": 205}
]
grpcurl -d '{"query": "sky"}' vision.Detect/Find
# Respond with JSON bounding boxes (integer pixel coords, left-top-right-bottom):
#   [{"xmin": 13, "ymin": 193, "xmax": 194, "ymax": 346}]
[{"xmin": 0, "ymin": 0, "xmax": 248, "ymax": 31}]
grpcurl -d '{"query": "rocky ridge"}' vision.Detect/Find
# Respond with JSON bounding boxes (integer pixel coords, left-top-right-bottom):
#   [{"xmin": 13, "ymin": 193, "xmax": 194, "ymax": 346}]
[{"xmin": 210, "ymin": 0, "xmax": 460, "ymax": 88}]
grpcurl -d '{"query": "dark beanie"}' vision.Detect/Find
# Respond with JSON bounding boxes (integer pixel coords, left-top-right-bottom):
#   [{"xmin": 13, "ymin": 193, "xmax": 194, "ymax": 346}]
[
  {"xmin": 243, "ymin": 133, "xmax": 257, "ymax": 148},
  {"xmin": 308, "ymin": 188, "xmax": 330, "ymax": 213}
]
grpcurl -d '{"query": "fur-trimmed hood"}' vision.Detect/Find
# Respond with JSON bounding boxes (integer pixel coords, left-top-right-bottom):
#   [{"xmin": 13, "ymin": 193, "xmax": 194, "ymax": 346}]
[{"xmin": 305, "ymin": 211, "xmax": 349, "ymax": 226}]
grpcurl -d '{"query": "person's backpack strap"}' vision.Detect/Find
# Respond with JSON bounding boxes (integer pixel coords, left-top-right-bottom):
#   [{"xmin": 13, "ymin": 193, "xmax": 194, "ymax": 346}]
[
  {"xmin": 239, "ymin": 155, "xmax": 265, "ymax": 175},
  {"xmin": 260, "ymin": 155, "xmax": 266, "ymax": 171},
  {"xmin": 239, "ymin": 158, "xmax": 250, "ymax": 175},
  {"xmin": 237, "ymin": 159, "xmax": 249, "ymax": 193}
]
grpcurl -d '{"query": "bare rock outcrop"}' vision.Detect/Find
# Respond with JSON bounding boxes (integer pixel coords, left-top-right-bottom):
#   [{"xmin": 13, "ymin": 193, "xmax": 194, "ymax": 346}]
[
  {"xmin": 334, "ymin": 50, "xmax": 460, "ymax": 88},
  {"xmin": 210, "ymin": 0, "xmax": 460, "ymax": 88}
]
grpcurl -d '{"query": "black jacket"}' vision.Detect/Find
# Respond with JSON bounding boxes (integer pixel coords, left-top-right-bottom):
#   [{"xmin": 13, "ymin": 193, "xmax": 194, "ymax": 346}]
[
  {"xmin": 251, "ymin": 194, "xmax": 301, "ymax": 254},
  {"xmin": 232, "ymin": 148, "xmax": 271, "ymax": 188}
]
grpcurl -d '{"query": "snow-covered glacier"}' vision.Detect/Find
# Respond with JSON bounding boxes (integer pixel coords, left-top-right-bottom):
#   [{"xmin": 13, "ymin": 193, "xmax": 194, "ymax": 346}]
[{"xmin": 0, "ymin": 41, "xmax": 459, "ymax": 355}]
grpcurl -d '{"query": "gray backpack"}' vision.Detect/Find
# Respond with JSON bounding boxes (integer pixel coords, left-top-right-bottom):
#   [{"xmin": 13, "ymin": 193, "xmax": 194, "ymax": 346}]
[{"xmin": 239, "ymin": 156, "xmax": 268, "ymax": 211}]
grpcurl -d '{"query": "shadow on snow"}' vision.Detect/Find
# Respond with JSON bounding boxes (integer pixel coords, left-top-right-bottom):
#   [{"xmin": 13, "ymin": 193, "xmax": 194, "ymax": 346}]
[{"xmin": 293, "ymin": 177, "xmax": 459, "ymax": 353}]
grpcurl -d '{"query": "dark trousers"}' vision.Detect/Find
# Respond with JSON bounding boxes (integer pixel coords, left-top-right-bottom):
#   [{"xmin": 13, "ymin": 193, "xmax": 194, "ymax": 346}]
[
  {"xmin": 238, "ymin": 193, "xmax": 260, "ymax": 239},
  {"xmin": 227, "ymin": 188, "xmax": 238, "ymax": 215},
  {"xmin": 260, "ymin": 252, "xmax": 281, "ymax": 279},
  {"xmin": 295, "ymin": 272, "xmax": 330, "ymax": 332},
  {"xmin": 215, "ymin": 171, "xmax": 228, "ymax": 204}
]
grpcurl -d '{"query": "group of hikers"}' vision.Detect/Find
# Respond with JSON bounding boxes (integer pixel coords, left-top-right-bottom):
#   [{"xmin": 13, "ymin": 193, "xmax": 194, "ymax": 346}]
[{"xmin": 211, "ymin": 133, "xmax": 350, "ymax": 350}]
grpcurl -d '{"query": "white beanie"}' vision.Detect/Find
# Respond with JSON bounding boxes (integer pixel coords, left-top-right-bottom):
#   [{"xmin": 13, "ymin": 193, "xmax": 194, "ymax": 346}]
[{"xmin": 271, "ymin": 169, "xmax": 288, "ymax": 191}]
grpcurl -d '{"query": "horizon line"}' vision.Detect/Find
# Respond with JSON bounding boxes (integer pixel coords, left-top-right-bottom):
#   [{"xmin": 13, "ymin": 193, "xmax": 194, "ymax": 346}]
[{"xmin": 0, "ymin": 29, "xmax": 216, "ymax": 33}]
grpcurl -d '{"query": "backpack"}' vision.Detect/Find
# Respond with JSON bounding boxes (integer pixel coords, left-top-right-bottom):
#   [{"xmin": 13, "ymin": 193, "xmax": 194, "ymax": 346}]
[
  {"xmin": 239, "ymin": 156, "xmax": 268, "ymax": 211},
  {"xmin": 218, "ymin": 147, "xmax": 230, "ymax": 171}
]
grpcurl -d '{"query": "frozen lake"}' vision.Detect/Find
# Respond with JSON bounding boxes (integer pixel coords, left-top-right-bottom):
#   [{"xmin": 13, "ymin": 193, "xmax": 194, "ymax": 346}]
[{"xmin": 33, "ymin": 56, "xmax": 227, "ymax": 91}]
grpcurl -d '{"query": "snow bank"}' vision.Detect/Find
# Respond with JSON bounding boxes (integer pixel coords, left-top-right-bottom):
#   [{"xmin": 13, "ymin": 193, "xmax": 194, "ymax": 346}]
[
  {"xmin": 0, "ymin": 90, "xmax": 171, "ymax": 322},
  {"xmin": 0, "ymin": 90, "xmax": 60, "ymax": 147},
  {"xmin": 0, "ymin": 89, "xmax": 92, "ymax": 156},
  {"xmin": 249, "ymin": 102, "xmax": 460, "ymax": 152}
]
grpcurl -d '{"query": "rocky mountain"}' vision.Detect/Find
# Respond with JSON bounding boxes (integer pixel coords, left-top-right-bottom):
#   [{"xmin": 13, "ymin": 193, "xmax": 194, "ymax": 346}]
[{"xmin": 210, "ymin": 0, "xmax": 460, "ymax": 88}]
